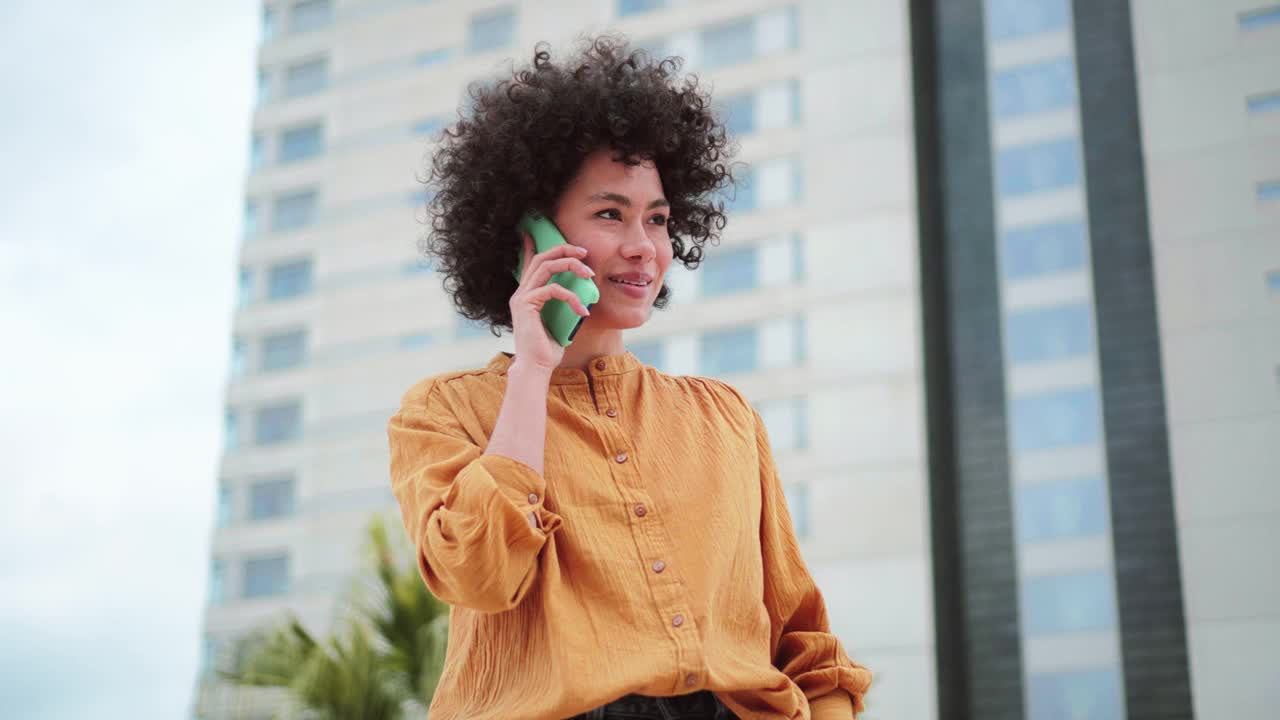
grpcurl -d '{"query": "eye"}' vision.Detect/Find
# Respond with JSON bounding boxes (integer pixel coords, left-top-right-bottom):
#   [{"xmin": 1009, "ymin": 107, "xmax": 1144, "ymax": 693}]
[
  {"xmin": 595, "ymin": 208, "xmax": 621, "ymax": 221},
  {"xmin": 648, "ymin": 213, "xmax": 668, "ymax": 226}
]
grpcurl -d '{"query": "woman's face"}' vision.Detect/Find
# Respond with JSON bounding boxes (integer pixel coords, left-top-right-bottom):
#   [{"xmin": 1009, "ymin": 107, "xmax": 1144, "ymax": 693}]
[{"xmin": 551, "ymin": 148, "xmax": 674, "ymax": 330}]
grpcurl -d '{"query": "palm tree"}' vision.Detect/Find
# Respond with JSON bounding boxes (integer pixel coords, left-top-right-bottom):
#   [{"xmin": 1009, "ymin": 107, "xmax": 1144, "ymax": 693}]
[{"xmin": 220, "ymin": 516, "xmax": 449, "ymax": 719}]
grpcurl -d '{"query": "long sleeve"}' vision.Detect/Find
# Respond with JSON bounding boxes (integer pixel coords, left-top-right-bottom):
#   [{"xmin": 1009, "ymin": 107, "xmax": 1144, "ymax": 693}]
[
  {"xmin": 752, "ymin": 406, "xmax": 874, "ymax": 719},
  {"xmin": 387, "ymin": 381, "xmax": 563, "ymax": 613}
]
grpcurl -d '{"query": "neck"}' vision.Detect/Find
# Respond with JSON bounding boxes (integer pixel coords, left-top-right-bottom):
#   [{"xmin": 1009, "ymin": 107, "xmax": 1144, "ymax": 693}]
[{"xmin": 558, "ymin": 325, "xmax": 626, "ymax": 371}]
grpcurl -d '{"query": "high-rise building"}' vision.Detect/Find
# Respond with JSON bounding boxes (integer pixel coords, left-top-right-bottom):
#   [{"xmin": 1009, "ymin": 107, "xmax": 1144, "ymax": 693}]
[{"xmin": 196, "ymin": 1, "xmax": 1278, "ymax": 718}]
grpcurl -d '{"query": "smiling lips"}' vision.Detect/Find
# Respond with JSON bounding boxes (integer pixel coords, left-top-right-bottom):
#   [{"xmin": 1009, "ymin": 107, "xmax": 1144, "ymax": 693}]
[{"xmin": 605, "ymin": 271, "xmax": 654, "ymax": 298}]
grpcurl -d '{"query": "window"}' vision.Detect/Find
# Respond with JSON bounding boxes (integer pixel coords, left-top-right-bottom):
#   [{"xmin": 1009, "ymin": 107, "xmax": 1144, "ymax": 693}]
[
  {"xmin": 400, "ymin": 332, "xmax": 433, "ymax": 350},
  {"xmin": 720, "ymin": 79, "xmax": 801, "ymax": 136},
  {"xmin": 1017, "ymin": 476, "xmax": 1109, "ymax": 543},
  {"xmin": 700, "ymin": 325, "xmax": 758, "ymax": 376},
  {"xmin": 457, "ymin": 317, "xmax": 492, "ymax": 339},
  {"xmin": 271, "ymin": 189, "xmax": 318, "ymax": 231},
  {"xmin": 629, "ymin": 340, "xmax": 664, "ymax": 369},
  {"xmin": 1258, "ymin": 179, "xmax": 1280, "ymax": 203},
  {"xmin": 1023, "ymin": 572, "xmax": 1117, "ymax": 634},
  {"xmin": 268, "ymin": 259, "xmax": 313, "ymax": 300},
  {"xmin": 244, "ymin": 199, "xmax": 258, "ymax": 239},
  {"xmin": 261, "ymin": 329, "xmax": 307, "ymax": 372},
  {"xmin": 237, "ymin": 267, "xmax": 254, "ymax": 308},
  {"xmin": 1005, "ymin": 304, "xmax": 1094, "ymax": 365},
  {"xmin": 257, "ymin": 67, "xmax": 271, "ymax": 106},
  {"xmin": 702, "ymin": 246, "xmax": 757, "ymax": 297},
  {"xmin": 1028, "ymin": 669, "xmax": 1123, "ymax": 720},
  {"xmin": 249, "ymin": 133, "xmax": 265, "ymax": 172},
  {"xmin": 721, "ymin": 92, "xmax": 755, "ymax": 135},
  {"xmin": 791, "ymin": 233, "xmax": 805, "ymax": 282},
  {"xmin": 701, "ymin": 17, "xmax": 755, "ymax": 69},
  {"xmin": 759, "ymin": 396, "xmax": 807, "ymax": 452},
  {"xmin": 284, "ymin": 57, "xmax": 328, "ymax": 98},
  {"xmin": 254, "ymin": 401, "xmax": 302, "ymax": 445},
  {"xmin": 416, "ymin": 48, "xmax": 452, "ymax": 67},
  {"xmin": 201, "ymin": 636, "xmax": 223, "ymax": 675},
  {"xmin": 992, "ymin": 57, "xmax": 1076, "ymax": 118},
  {"xmin": 784, "ymin": 483, "xmax": 810, "ymax": 539},
  {"xmin": 262, "ymin": 5, "xmax": 277, "ymax": 43},
  {"xmin": 403, "ymin": 258, "xmax": 433, "ymax": 275},
  {"xmin": 760, "ymin": 315, "xmax": 804, "ymax": 369},
  {"xmin": 986, "ymin": 0, "xmax": 1070, "ymax": 42},
  {"xmin": 998, "ymin": 138, "xmax": 1081, "ymax": 197},
  {"xmin": 1268, "ymin": 270, "xmax": 1280, "ymax": 293},
  {"xmin": 412, "ymin": 116, "xmax": 446, "ymax": 136},
  {"xmin": 249, "ymin": 475, "xmax": 295, "ymax": 521},
  {"xmin": 225, "ymin": 409, "xmax": 240, "ymax": 450},
  {"xmin": 278, "ymin": 123, "xmax": 324, "ymax": 164},
  {"xmin": 727, "ymin": 157, "xmax": 802, "ymax": 214},
  {"xmin": 216, "ymin": 483, "xmax": 233, "ymax": 528},
  {"xmin": 1239, "ymin": 5, "xmax": 1280, "ymax": 31},
  {"xmin": 288, "ymin": 0, "xmax": 332, "ymax": 33},
  {"xmin": 468, "ymin": 7, "xmax": 516, "ymax": 53},
  {"xmin": 1002, "ymin": 219, "xmax": 1087, "ymax": 280},
  {"xmin": 1246, "ymin": 91, "xmax": 1280, "ymax": 114},
  {"xmin": 243, "ymin": 553, "xmax": 290, "ymax": 598},
  {"xmin": 1011, "ymin": 387, "xmax": 1100, "ymax": 451},
  {"xmin": 230, "ymin": 337, "xmax": 246, "ymax": 380},
  {"xmin": 619, "ymin": 0, "xmax": 664, "ymax": 16},
  {"xmin": 209, "ymin": 559, "xmax": 226, "ymax": 606},
  {"xmin": 727, "ymin": 167, "xmax": 757, "ymax": 214}
]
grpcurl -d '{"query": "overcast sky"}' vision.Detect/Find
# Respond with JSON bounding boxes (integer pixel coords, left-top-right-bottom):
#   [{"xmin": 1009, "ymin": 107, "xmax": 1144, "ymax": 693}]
[{"xmin": 0, "ymin": 1, "xmax": 256, "ymax": 716}]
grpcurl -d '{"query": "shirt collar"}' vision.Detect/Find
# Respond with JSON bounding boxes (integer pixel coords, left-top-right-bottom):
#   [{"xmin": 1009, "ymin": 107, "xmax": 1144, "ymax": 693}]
[{"xmin": 488, "ymin": 349, "xmax": 645, "ymax": 385}]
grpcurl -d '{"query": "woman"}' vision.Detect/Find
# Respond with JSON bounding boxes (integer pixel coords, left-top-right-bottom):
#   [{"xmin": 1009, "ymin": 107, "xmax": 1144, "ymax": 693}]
[{"xmin": 387, "ymin": 36, "xmax": 872, "ymax": 720}]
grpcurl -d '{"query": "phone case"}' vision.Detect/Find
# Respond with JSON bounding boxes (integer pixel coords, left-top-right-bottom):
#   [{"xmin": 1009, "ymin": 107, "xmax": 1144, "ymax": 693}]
[{"xmin": 514, "ymin": 212, "xmax": 600, "ymax": 347}]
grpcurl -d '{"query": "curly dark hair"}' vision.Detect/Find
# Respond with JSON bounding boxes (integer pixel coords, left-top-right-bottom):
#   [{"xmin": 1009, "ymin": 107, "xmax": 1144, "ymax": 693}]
[{"xmin": 419, "ymin": 34, "xmax": 738, "ymax": 336}]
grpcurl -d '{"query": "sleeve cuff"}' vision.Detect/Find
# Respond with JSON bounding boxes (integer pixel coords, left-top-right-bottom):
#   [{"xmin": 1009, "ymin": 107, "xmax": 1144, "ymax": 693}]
[
  {"xmin": 809, "ymin": 690, "xmax": 855, "ymax": 720},
  {"xmin": 446, "ymin": 453, "xmax": 561, "ymax": 537}
]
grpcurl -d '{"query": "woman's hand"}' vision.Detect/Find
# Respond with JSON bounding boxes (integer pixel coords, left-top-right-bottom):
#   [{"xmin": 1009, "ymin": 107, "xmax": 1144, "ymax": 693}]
[{"xmin": 509, "ymin": 232, "xmax": 594, "ymax": 371}]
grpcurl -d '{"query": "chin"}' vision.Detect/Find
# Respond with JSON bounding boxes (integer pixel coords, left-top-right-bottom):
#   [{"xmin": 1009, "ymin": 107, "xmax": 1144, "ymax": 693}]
[{"xmin": 590, "ymin": 304, "xmax": 652, "ymax": 330}]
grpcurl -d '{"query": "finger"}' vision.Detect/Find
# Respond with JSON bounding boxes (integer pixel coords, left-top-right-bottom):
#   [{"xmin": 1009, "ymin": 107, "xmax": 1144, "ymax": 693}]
[
  {"xmin": 528, "ymin": 283, "xmax": 591, "ymax": 316},
  {"xmin": 529, "ymin": 242, "xmax": 588, "ymax": 273},
  {"xmin": 528, "ymin": 257, "xmax": 594, "ymax": 287},
  {"xmin": 519, "ymin": 233, "xmax": 534, "ymax": 281}
]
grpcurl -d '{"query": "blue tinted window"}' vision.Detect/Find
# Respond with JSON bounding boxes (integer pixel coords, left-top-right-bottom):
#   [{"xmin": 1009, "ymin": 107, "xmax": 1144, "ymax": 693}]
[
  {"xmin": 702, "ymin": 17, "xmax": 755, "ymax": 69},
  {"xmin": 457, "ymin": 317, "xmax": 491, "ymax": 339},
  {"xmin": 257, "ymin": 68, "xmax": 271, "ymax": 105},
  {"xmin": 702, "ymin": 246, "xmax": 757, "ymax": 297},
  {"xmin": 403, "ymin": 259, "xmax": 433, "ymax": 275},
  {"xmin": 1003, "ymin": 219, "xmax": 1087, "ymax": 279},
  {"xmin": 1028, "ymin": 670, "xmax": 1123, "ymax": 720},
  {"xmin": 727, "ymin": 167, "xmax": 756, "ymax": 213},
  {"xmin": 722, "ymin": 92, "xmax": 755, "ymax": 135},
  {"xmin": 262, "ymin": 6, "xmax": 277, "ymax": 43},
  {"xmin": 413, "ymin": 116, "xmax": 446, "ymax": 135},
  {"xmin": 1023, "ymin": 572, "xmax": 1117, "ymax": 634},
  {"xmin": 1006, "ymin": 304, "xmax": 1094, "ymax": 365},
  {"xmin": 791, "ymin": 234, "xmax": 805, "ymax": 281},
  {"xmin": 619, "ymin": 0, "xmax": 664, "ymax": 16},
  {"xmin": 217, "ymin": 483, "xmax": 233, "ymax": 528},
  {"xmin": 279, "ymin": 123, "xmax": 324, "ymax": 164},
  {"xmin": 400, "ymin": 332, "xmax": 433, "ymax": 350},
  {"xmin": 628, "ymin": 340, "xmax": 664, "ymax": 369},
  {"xmin": 793, "ymin": 314, "xmax": 807, "ymax": 364},
  {"xmin": 250, "ymin": 133, "xmax": 265, "ymax": 171},
  {"xmin": 1017, "ymin": 476, "xmax": 1108, "ymax": 542},
  {"xmin": 416, "ymin": 48, "xmax": 452, "ymax": 67},
  {"xmin": 243, "ymin": 554, "xmax": 290, "ymax": 598},
  {"xmin": 784, "ymin": 483, "xmax": 810, "ymax": 539},
  {"xmin": 230, "ymin": 337, "xmax": 246, "ymax": 380},
  {"xmin": 209, "ymin": 559, "xmax": 226, "ymax": 605},
  {"xmin": 244, "ymin": 200, "xmax": 259, "ymax": 238},
  {"xmin": 468, "ymin": 7, "xmax": 516, "ymax": 53},
  {"xmin": 249, "ymin": 475, "xmax": 295, "ymax": 521},
  {"xmin": 1246, "ymin": 92, "xmax": 1280, "ymax": 114},
  {"xmin": 284, "ymin": 57, "xmax": 328, "ymax": 98},
  {"xmin": 1239, "ymin": 6, "xmax": 1280, "ymax": 30},
  {"xmin": 987, "ymin": 0, "xmax": 1070, "ymax": 41},
  {"xmin": 268, "ymin": 259, "xmax": 313, "ymax": 300},
  {"xmin": 1268, "ymin": 270, "xmax": 1280, "ymax": 293},
  {"xmin": 992, "ymin": 57, "xmax": 1075, "ymax": 118},
  {"xmin": 289, "ymin": 0, "xmax": 332, "ymax": 33},
  {"xmin": 1259, "ymin": 180, "xmax": 1280, "ymax": 203},
  {"xmin": 700, "ymin": 326, "xmax": 758, "ymax": 376},
  {"xmin": 225, "ymin": 409, "xmax": 240, "ymax": 450},
  {"xmin": 998, "ymin": 138, "xmax": 1081, "ymax": 197},
  {"xmin": 271, "ymin": 189, "xmax": 318, "ymax": 231},
  {"xmin": 255, "ymin": 401, "xmax": 301, "ymax": 445},
  {"xmin": 1011, "ymin": 387, "xmax": 1100, "ymax": 451},
  {"xmin": 261, "ymin": 329, "xmax": 307, "ymax": 372}
]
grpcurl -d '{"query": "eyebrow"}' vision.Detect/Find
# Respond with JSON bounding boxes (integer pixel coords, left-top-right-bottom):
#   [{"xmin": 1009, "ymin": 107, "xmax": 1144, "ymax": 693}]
[{"xmin": 587, "ymin": 191, "xmax": 670, "ymax": 210}]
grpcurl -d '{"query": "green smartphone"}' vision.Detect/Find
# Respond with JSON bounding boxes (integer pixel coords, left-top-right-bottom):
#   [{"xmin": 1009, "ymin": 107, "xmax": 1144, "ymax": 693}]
[{"xmin": 513, "ymin": 212, "xmax": 600, "ymax": 347}]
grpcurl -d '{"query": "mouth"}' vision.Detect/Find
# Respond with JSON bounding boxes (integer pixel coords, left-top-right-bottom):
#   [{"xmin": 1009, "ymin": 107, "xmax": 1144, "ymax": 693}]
[{"xmin": 605, "ymin": 275, "xmax": 653, "ymax": 298}]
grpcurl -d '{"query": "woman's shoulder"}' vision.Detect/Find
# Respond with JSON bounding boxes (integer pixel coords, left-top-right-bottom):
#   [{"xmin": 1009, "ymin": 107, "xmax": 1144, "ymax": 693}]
[
  {"xmin": 396, "ymin": 365, "xmax": 500, "ymax": 415},
  {"xmin": 657, "ymin": 373, "xmax": 759, "ymax": 430}
]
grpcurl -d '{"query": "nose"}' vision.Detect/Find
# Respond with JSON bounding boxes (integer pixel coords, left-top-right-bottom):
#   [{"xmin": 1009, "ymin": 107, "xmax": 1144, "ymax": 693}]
[{"xmin": 620, "ymin": 218, "xmax": 657, "ymax": 264}]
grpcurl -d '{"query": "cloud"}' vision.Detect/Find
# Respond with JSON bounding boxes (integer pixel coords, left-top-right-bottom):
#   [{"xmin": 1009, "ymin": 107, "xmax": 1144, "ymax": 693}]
[{"xmin": 0, "ymin": 1, "xmax": 258, "ymax": 717}]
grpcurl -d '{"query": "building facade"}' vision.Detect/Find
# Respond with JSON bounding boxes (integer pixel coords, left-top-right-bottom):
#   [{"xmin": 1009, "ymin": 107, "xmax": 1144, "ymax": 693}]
[{"xmin": 196, "ymin": 0, "xmax": 1278, "ymax": 718}]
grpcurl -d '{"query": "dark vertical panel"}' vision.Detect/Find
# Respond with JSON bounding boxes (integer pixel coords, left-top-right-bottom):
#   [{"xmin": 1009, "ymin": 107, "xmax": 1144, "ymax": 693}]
[
  {"xmin": 914, "ymin": 0, "xmax": 1025, "ymax": 717},
  {"xmin": 1071, "ymin": 2, "xmax": 1194, "ymax": 719}
]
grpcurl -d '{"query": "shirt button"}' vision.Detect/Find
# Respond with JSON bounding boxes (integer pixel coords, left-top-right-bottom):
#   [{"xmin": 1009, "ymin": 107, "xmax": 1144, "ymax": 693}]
[
  {"xmin": 651, "ymin": 560, "xmax": 666, "ymax": 573},
  {"xmin": 684, "ymin": 674, "xmax": 698, "ymax": 688},
  {"xmin": 606, "ymin": 407, "xmax": 618, "ymax": 418},
  {"xmin": 595, "ymin": 360, "xmax": 607, "ymax": 371},
  {"xmin": 634, "ymin": 504, "xmax": 647, "ymax": 517},
  {"xmin": 672, "ymin": 614, "xmax": 684, "ymax": 628},
  {"xmin": 615, "ymin": 452, "xmax": 629, "ymax": 464},
  {"xmin": 527, "ymin": 492, "xmax": 539, "ymax": 504}
]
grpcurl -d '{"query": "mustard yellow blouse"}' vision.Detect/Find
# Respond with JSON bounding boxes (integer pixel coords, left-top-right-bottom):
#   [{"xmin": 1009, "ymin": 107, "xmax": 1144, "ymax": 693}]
[{"xmin": 387, "ymin": 350, "xmax": 872, "ymax": 719}]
